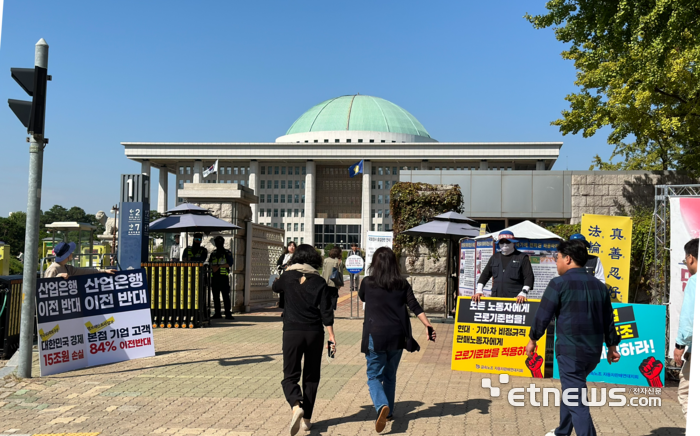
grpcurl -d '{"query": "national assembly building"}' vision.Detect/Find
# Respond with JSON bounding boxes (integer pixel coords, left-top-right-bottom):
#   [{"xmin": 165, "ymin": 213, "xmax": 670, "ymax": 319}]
[{"xmin": 122, "ymin": 95, "xmax": 562, "ymax": 248}]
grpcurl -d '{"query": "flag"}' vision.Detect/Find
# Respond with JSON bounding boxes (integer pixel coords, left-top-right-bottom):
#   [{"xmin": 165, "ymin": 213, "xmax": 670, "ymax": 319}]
[
  {"xmin": 203, "ymin": 160, "xmax": 218, "ymax": 178},
  {"xmin": 349, "ymin": 160, "xmax": 364, "ymax": 178}
]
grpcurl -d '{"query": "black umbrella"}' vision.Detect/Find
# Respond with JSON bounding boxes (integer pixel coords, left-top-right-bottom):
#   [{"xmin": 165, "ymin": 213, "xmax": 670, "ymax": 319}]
[{"xmin": 149, "ymin": 203, "xmax": 241, "ymax": 234}]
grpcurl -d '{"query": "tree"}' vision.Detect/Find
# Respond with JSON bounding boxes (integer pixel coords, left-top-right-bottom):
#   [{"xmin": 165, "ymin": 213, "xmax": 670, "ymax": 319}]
[
  {"xmin": 526, "ymin": 1, "xmax": 700, "ymax": 173},
  {"xmin": 0, "ymin": 212, "xmax": 28, "ymax": 255}
]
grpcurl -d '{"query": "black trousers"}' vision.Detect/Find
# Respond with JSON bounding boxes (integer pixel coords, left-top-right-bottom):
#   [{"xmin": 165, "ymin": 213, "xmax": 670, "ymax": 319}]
[
  {"xmin": 282, "ymin": 330, "xmax": 324, "ymax": 419},
  {"xmin": 212, "ymin": 274, "xmax": 232, "ymax": 315}
]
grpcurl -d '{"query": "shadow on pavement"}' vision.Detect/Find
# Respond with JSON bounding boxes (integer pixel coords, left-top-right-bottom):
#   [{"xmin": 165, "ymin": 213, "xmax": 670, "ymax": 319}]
[
  {"xmin": 646, "ymin": 428, "xmax": 685, "ymax": 436},
  {"xmin": 308, "ymin": 399, "xmax": 492, "ymax": 434}
]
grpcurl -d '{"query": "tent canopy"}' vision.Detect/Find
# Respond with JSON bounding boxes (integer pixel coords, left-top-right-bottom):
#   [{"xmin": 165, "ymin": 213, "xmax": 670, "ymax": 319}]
[
  {"xmin": 402, "ymin": 220, "xmax": 480, "ymax": 240},
  {"xmin": 476, "ymin": 220, "xmax": 562, "ymax": 241}
]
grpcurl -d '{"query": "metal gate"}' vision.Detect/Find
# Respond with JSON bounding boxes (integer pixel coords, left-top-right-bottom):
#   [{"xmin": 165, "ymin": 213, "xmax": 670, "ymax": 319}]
[{"xmin": 244, "ymin": 222, "xmax": 285, "ymax": 311}]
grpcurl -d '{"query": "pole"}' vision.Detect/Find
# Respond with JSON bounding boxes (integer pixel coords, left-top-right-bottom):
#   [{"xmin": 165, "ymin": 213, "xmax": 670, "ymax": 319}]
[{"xmin": 17, "ymin": 39, "xmax": 49, "ymax": 379}]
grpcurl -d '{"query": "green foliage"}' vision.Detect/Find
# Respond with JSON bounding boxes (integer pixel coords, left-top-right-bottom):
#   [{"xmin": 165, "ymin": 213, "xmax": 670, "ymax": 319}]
[
  {"xmin": 526, "ymin": 0, "xmax": 700, "ymax": 174},
  {"xmin": 9, "ymin": 257, "xmax": 24, "ymax": 275},
  {"xmin": 544, "ymin": 223, "xmax": 581, "ymax": 240},
  {"xmin": 149, "ymin": 210, "xmax": 163, "ymax": 223},
  {"xmin": 323, "ymin": 243, "xmax": 335, "ymax": 258},
  {"xmin": 390, "ymin": 182, "xmax": 464, "ymax": 258},
  {"xmin": 0, "ymin": 212, "xmax": 28, "ymax": 256}
]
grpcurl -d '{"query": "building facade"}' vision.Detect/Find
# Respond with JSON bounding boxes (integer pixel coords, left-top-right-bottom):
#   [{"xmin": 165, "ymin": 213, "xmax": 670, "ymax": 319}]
[{"xmin": 123, "ymin": 95, "xmax": 562, "ymax": 248}]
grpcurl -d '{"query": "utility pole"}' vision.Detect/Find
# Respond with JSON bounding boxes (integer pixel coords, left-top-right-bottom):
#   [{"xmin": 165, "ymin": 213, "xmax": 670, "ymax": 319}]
[{"xmin": 8, "ymin": 39, "xmax": 50, "ymax": 378}]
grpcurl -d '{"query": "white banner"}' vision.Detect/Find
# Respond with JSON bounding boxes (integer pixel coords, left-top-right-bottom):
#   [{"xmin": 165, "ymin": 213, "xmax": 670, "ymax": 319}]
[
  {"xmin": 365, "ymin": 231, "xmax": 393, "ymax": 273},
  {"xmin": 669, "ymin": 197, "xmax": 700, "ymax": 357}
]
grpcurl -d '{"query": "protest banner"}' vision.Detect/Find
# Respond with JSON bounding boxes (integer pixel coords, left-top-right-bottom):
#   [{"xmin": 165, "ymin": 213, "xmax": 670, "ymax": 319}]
[
  {"xmin": 37, "ymin": 268, "xmax": 155, "ymax": 376},
  {"xmin": 365, "ymin": 231, "xmax": 393, "ymax": 272},
  {"xmin": 452, "ymin": 297, "xmax": 546, "ymax": 378},
  {"xmin": 553, "ymin": 303, "xmax": 666, "ymax": 387},
  {"xmin": 513, "ymin": 240, "xmax": 559, "ymax": 300},
  {"xmin": 581, "ymin": 214, "xmax": 633, "ymax": 302},
  {"xmin": 458, "ymin": 239, "xmax": 476, "ymax": 296},
  {"xmin": 668, "ymin": 197, "xmax": 700, "ymax": 357},
  {"xmin": 475, "ymin": 239, "xmax": 494, "ymax": 296}
]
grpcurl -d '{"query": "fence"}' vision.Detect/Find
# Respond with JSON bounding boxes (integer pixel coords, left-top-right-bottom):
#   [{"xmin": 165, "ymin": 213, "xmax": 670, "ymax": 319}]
[
  {"xmin": 244, "ymin": 223, "xmax": 285, "ymax": 312},
  {"xmin": 0, "ymin": 276, "xmax": 23, "ymax": 359},
  {"xmin": 142, "ymin": 262, "xmax": 211, "ymax": 328}
]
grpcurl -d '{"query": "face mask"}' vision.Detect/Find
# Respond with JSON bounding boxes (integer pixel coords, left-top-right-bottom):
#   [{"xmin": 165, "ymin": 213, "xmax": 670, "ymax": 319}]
[{"xmin": 500, "ymin": 243, "xmax": 514, "ymax": 255}]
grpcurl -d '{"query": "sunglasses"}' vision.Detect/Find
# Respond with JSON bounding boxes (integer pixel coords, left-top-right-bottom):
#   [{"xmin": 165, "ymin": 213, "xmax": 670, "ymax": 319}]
[
  {"xmin": 194, "ymin": 238, "xmax": 202, "ymax": 242},
  {"xmin": 499, "ymin": 240, "xmax": 512, "ymax": 245}
]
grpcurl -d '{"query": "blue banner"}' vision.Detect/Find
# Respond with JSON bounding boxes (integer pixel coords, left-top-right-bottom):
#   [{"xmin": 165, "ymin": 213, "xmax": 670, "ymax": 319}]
[
  {"xmin": 553, "ymin": 303, "xmax": 666, "ymax": 387},
  {"xmin": 117, "ymin": 202, "xmax": 149, "ymax": 270}
]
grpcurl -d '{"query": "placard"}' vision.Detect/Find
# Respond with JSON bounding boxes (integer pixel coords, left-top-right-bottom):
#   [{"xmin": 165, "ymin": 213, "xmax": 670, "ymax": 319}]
[
  {"xmin": 459, "ymin": 239, "xmax": 476, "ymax": 296},
  {"xmin": 513, "ymin": 240, "xmax": 559, "ymax": 300},
  {"xmin": 475, "ymin": 240, "xmax": 494, "ymax": 296},
  {"xmin": 365, "ymin": 231, "xmax": 393, "ymax": 272},
  {"xmin": 553, "ymin": 303, "xmax": 666, "ymax": 387},
  {"xmin": 345, "ymin": 255, "xmax": 364, "ymax": 274},
  {"xmin": 452, "ymin": 296, "xmax": 546, "ymax": 378},
  {"xmin": 37, "ymin": 269, "xmax": 155, "ymax": 376}
]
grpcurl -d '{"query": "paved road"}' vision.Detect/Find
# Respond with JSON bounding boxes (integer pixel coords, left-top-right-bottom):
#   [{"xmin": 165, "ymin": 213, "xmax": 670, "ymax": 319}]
[{"xmin": 0, "ymin": 309, "xmax": 687, "ymax": 436}]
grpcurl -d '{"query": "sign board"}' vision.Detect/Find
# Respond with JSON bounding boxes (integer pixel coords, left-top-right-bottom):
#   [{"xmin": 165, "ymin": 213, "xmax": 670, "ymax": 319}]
[
  {"xmin": 452, "ymin": 296, "xmax": 546, "ymax": 378},
  {"xmin": 365, "ymin": 231, "xmax": 393, "ymax": 272},
  {"xmin": 553, "ymin": 303, "xmax": 666, "ymax": 387},
  {"xmin": 580, "ymin": 214, "xmax": 633, "ymax": 302},
  {"xmin": 513, "ymin": 240, "xmax": 559, "ymax": 300},
  {"xmin": 475, "ymin": 239, "xmax": 494, "ymax": 296},
  {"xmin": 118, "ymin": 202, "xmax": 149, "ymax": 270},
  {"xmin": 345, "ymin": 255, "xmax": 364, "ymax": 275},
  {"xmin": 669, "ymin": 197, "xmax": 700, "ymax": 357},
  {"xmin": 458, "ymin": 239, "xmax": 476, "ymax": 296},
  {"xmin": 36, "ymin": 269, "xmax": 155, "ymax": 376}
]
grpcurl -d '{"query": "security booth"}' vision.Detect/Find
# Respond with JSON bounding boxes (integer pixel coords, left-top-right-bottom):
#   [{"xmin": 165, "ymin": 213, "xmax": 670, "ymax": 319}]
[{"xmin": 41, "ymin": 222, "xmax": 99, "ymax": 276}]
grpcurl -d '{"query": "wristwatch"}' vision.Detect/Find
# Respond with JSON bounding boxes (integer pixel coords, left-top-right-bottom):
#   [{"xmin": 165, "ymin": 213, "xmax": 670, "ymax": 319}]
[{"xmin": 675, "ymin": 343, "xmax": 686, "ymax": 350}]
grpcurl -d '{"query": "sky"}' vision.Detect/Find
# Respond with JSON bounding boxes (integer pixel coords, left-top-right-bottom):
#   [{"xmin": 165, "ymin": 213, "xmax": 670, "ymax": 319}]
[{"xmin": 0, "ymin": 0, "xmax": 614, "ymax": 218}]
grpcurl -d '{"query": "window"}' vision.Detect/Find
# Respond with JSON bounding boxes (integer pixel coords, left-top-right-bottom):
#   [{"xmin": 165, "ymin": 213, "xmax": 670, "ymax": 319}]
[
  {"xmin": 385, "ymin": 209, "xmax": 390, "ymax": 217},
  {"xmin": 220, "ymin": 167, "xmax": 225, "ymax": 175},
  {"xmin": 287, "ymin": 209, "xmax": 292, "ymax": 216},
  {"xmin": 274, "ymin": 194, "xmax": 279, "ymax": 203},
  {"xmin": 294, "ymin": 223, "xmax": 299, "ymax": 232},
  {"xmin": 371, "ymin": 181, "xmax": 376, "ymax": 190},
  {"xmin": 378, "ymin": 167, "xmax": 383, "ymax": 175},
  {"xmin": 295, "ymin": 180, "xmax": 300, "ymax": 189},
  {"xmin": 372, "ymin": 195, "xmax": 376, "ymax": 203},
  {"xmin": 301, "ymin": 181, "xmax": 305, "ymax": 189},
  {"xmin": 240, "ymin": 180, "xmax": 245, "ymax": 187},
  {"xmin": 301, "ymin": 195, "xmax": 305, "ymax": 203},
  {"xmin": 261, "ymin": 166, "xmax": 266, "ymax": 175},
  {"xmin": 281, "ymin": 195, "xmax": 285, "ymax": 203},
  {"xmin": 295, "ymin": 166, "xmax": 300, "ymax": 175},
  {"xmin": 274, "ymin": 166, "xmax": 279, "ymax": 175},
  {"xmin": 281, "ymin": 166, "xmax": 286, "ymax": 175},
  {"xmin": 324, "ymin": 139, "xmax": 329, "ymax": 143},
  {"xmin": 369, "ymin": 139, "xmax": 374, "ymax": 143},
  {"xmin": 287, "ymin": 194, "xmax": 292, "ymax": 203},
  {"xmin": 372, "ymin": 224, "xmax": 375, "ymax": 231},
  {"xmin": 294, "ymin": 237, "xmax": 299, "ymax": 244},
  {"xmin": 280, "ymin": 209, "xmax": 285, "ymax": 217},
  {"xmin": 294, "ymin": 194, "xmax": 299, "ymax": 203},
  {"xmin": 267, "ymin": 209, "xmax": 271, "ymax": 217},
  {"xmin": 335, "ymin": 139, "xmax": 340, "ymax": 143},
  {"xmin": 267, "ymin": 194, "xmax": 271, "ymax": 203},
  {"xmin": 378, "ymin": 181, "xmax": 383, "ymax": 190},
  {"xmin": 385, "ymin": 167, "xmax": 390, "ymax": 175},
  {"xmin": 260, "ymin": 180, "xmax": 265, "ymax": 189},
  {"xmin": 178, "ymin": 180, "xmax": 184, "ymax": 189},
  {"xmin": 392, "ymin": 167, "xmax": 397, "ymax": 175},
  {"xmin": 228, "ymin": 167, "xmax": 232, "ymax": 175},
  {"xmin": 274, "ymin": 180, "xmax": 279, "ymax": 189},
  {"xmin": 301, "ymin": 224, "xmax": 304, "ymax": 232},
  {"xmin": 259, "ymin": 209, "xmax": 264, "ymax": 217},
  {"xmin": 346, "ymin": 139, "xmax": 351, "ymax": 143},
  {"xmin": 386, "ymin": 195, "xmax": 391, "ymax": 203},
  {"xmin": 186, "ymin": 179, "xmax": 191, "ymax": 184},
  {"xmin": 381, "ymin": 140, "xmax": 385, "ymax": 143},
  {"xmin": 273, "ymin": 223, "xmax": 278, "ymax": 229},
  {"xmin": 281, "ymin": 180, "xmax": 286, "ymax": 189},
  {"xmin": 358, "ymin": 139, "xmax": 363, "ymax": 143},
  {"xmin": 372, "ymin": 209, "xmax": 376, "ymax": 217},
  {"xmin": 267, "ymin": 180, "xmax": 272, "ymax": 189},
  {"xmin": 186, "ymin": 166, "xmax": 191, "ymax": 175},
  {"xmin": 274, "ymin": 209, "xmax": 279, "ymax": 217},
  {"xmin": 301, "ymin": 238, "xmax": 304, "ymax": 244},
  {"xmin": 219, "ymin": 180, "xmax": 225, "ymax": 183},
  {"xmin": 302, "ymin": 167, "xmax": 307, "ymax": 175},
  {"xmin": 377, "ymin": 195, "xmax": 383, "ymax": 204},
  {"xmin": 294, "ymin": 209, "xmax": 299, "ymax": 217},
  {"xmin": 227, "ymin": 180, "xmax": 231, "ymax": 184},
  {"xmin": 267, "ymin": 166, "xmax": 272, "ymax": 174},
  {"xmin": 287, "ymin": 223, "xmax": 292, "ymax": 231},
  {"xmin": 372, "ymin": 166, "xmax": 376, "ymax": 175},
  {"xmin": 179, "ymin": 166, "xmax": 184, "ymax": 174},
  {"xmin": 287, "ymin": 237, "xmax": 291, "ymax": 244},
  {"xmin": 384, "ymin": 224, "xmax": 391, "ymax": 231},
  {"xmin": 377, "ymin": 209, "xmax": 383, "ymax": 218},
  {"xmin": 301, "ymin": 209, "xmax": 305, "ymax": 217},
  {"xmin": 260, "ymin": 195, "xmax": 265, "ymax": 203},
  {"xmin": 288, "ymin": 167, "xmax": 293, "ymax": 175}
]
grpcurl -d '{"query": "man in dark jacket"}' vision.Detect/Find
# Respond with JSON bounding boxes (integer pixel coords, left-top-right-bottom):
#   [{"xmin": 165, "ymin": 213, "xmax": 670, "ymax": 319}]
[
  {"xmin": 208, "ymin": 236, "xmax": 234, "ymax": 320},
  {"xmin": 182, "ymin": 233, "xmax": 208, "ymax": 262},
  {"xmin": 526, "ymin": 240, "xmax": 621, "ymax": 436},
  {"xmin": 473, "ymin": 230, "xmax": 534, "ymax": 303}
]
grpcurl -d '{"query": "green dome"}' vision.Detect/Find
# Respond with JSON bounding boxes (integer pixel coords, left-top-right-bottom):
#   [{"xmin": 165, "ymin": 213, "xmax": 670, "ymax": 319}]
[{"xmin": 285, "ymin": 95, "xmax": 431, "ymax": 139}]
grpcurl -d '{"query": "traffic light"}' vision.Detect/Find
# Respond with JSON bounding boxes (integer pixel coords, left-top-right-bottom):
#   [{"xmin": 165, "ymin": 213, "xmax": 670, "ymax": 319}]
[{"xmin": 8, "ymin": 65, "xmax": 49, "ymax": 136}]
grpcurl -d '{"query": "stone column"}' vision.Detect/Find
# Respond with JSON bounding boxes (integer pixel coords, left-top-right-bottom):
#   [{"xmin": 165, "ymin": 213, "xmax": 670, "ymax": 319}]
[
  {"xmin": 304, "ymin": 160, "xmax": 315, "ymax": 245},
  {"xmin": 141, "ymin": 160, "xmax": 151, "ymax": 179},
  {"xmin": 536, "ymin": 160, "xmax": 546, "ymax": 170},
  {"xmin": 421, "ymin": 160, "xmax": 429, "ymax": 170},
  {"xmin": 361, "ymin": 160, "xmax": 372, "ymax": 249},
  {"xmin": 193, "ymin": 160, "xmax": 202, "ymax": 183},
  {"xmin": 249, "ymin": 160, "xmax": 259, "ymax": 224},
  {"xmin": 158, "ymin": 165, "xmax": 168, "ymax": 213},
  {"xmin": 480, "ymin": 160, "xmax": 488, "ymax": 170}
]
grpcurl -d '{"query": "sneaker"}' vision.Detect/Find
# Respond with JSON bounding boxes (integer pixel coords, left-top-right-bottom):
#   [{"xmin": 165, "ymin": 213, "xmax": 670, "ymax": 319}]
[
  {"xmin": 225, "ymin": 315, "xmax": 235, "ymax": 320},
  {"xmin": 211, "ymin": 313, "xmax": 222, "ymax": 319},
  {"xmin": 301, "ymin": 418, "xmax": 312, "ymax": 432},
  {"xmin": 375, "ymin": 405, "xmax": 390, "ymax": 433},
  {"xmin": 544, "ymin": 430, "xmax": 557, "ymax": 436},
  {"xmin": 289, "ymin": 404, "xmax": 304, "ymax": 435}
]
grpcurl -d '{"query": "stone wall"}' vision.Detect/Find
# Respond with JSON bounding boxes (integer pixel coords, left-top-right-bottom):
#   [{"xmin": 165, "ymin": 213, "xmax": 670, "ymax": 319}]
[
  {"xmin": 400, "ymin": 243, "xmax": 448, "ymax": 315},
  {"xmin": 570, "ymin": 172, "xmax": 697, "ymax": 224}
]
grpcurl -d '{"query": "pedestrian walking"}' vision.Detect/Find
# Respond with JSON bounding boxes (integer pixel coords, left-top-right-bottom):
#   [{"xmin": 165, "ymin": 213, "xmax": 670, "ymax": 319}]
[
  {"xmin": 674, "ymin": 238, "xmax": 698, "ymax": 417},
  {"xmin": 272, "ymin": 244, "xmax": 336, "ymax": 435},
  {"xmin": 347, "ymin": 243, "xmax": 363, "ymax": 292},
  {"xmin": 526, "ymin": 240, "xmax": 621, "ymax": 436},
  {"xmin": 321, "ymin": 245, "xmax": 344, "ymax": 309},
  {"xmin": 359, "ymin": 246, "xmax": 436, "ymax": 433},
  {"xmin": 208, "ymin": 236, "xmax": 234, "ymax": 320},
  {"xmin": 45, "ymin": 242, "xmax": 116, "ymax": 278},
  {"xmin": 569, "ymin": 233, "xmax": 605, "ymax": 284},
  {"xmin": 276, "ymin": 241, "xmax": 297, "ymax": 313}
]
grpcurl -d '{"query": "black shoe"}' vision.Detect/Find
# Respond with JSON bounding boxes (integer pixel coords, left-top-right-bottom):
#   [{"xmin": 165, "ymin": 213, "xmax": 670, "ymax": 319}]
[
  {"xmin": 225, "ymin": 315, "xmax": 235, "ymax": 320},
  {"xmin": 375, "ymin": 405, "xmax": 390, "ymax": 433},
  {"xmin": 211, "ymin": 314, "xmax": 222, "ymax": 319},
  {"xmin": 386, "ymin": 415, "xmax": 393, "ymax": 422}
]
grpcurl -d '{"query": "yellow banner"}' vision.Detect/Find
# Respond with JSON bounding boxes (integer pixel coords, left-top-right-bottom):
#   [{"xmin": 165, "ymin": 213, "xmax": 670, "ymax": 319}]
[
  {"xmin": 85, "ymin": 317, "xmax": 116, "ymax": 334},
  {"xmin": 39, "ymin": 324, "xmax": 60, "ymax": 341},
  {"xmin": 581, "ymin": 214, "xmax": 633, "ymax": 303},
  {"xmin": 451, "ymin": 297, "xmax": 547, "ymax": 378}
]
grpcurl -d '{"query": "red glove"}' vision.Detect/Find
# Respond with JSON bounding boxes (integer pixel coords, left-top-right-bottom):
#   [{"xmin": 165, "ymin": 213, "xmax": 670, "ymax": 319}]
[
  {"xmin": 639, "ymin": 356, "xmax": 663, "ymax": 387},
  {"xmin": 526, "ymin": 352, "xmax": 544, "ymax": 378}
]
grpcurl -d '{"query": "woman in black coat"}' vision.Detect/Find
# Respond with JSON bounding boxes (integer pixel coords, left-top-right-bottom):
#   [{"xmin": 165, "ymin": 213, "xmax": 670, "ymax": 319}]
[
  {"xmin": 272, "ymin": 244, "xmax": 336, "ymax": 435},
  {"xmin": 359, "ymin": 246, "xmax": 436, "ymax": 433}
]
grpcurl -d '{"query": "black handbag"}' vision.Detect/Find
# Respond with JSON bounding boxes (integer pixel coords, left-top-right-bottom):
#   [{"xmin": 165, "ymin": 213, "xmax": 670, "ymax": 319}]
[{"xmin": 330, "ymin": 266, "xmax": 344, "ymax": 288}]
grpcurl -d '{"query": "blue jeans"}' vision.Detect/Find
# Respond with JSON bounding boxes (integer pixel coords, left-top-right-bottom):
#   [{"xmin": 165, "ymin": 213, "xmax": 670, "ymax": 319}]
[
  {"xmin": 556, "ymin": 354, "xmax": 599, "ymax": 436},
  {"xmin": 365, "ymin": 335, "xmax": 403, "ymax": 415}
]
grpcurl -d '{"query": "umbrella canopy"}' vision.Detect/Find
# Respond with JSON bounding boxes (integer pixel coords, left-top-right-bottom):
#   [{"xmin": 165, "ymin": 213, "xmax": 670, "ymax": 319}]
[
  {"xmin": 432, "ymin": 211, "xmax": 478, "ymax": 225},
  {"xmin": 402, "ymin": 220, "xmax": 480, "ymax": 240},
  {"xmin": 165, "ymin": 203, "xmax": 210, "ymax": 214},
  {"xmin": 476, "ymin": 220, "xmax": 562, "ymax": 241},
  {"xmin": 148, "ymin": 203, "xmax": 241, "ymax": 233}
]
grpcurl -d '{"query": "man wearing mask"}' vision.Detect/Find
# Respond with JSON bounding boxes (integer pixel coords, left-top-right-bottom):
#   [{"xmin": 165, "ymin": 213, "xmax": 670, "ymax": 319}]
[
  {"xmin": 473, "ymin": 230, "xmax": 534, "ymax": 304},
  {"xmin": 347, "ymin": 243, "xmax": 363, "ymax": 293},
  {"xmin": 182, "ymin": 233, "xmax": 208, "ymax": 262},
  {"xmin": 569, "ymin": 233, "xmax": 605, "ymax": 285},
  {"xmin": 208, "ymin": 236, "xmax": 234, "ymax": 320}
]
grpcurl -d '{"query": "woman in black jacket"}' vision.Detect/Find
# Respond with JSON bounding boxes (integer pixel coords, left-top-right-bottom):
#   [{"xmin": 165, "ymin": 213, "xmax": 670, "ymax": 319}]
[
  {"xmin": 272, "ymin": 244, "xmax": 336, "ymax": 435},
  {"xmin": 359, "ymin": 246, "xmax": 436, "ymax": 433}
]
